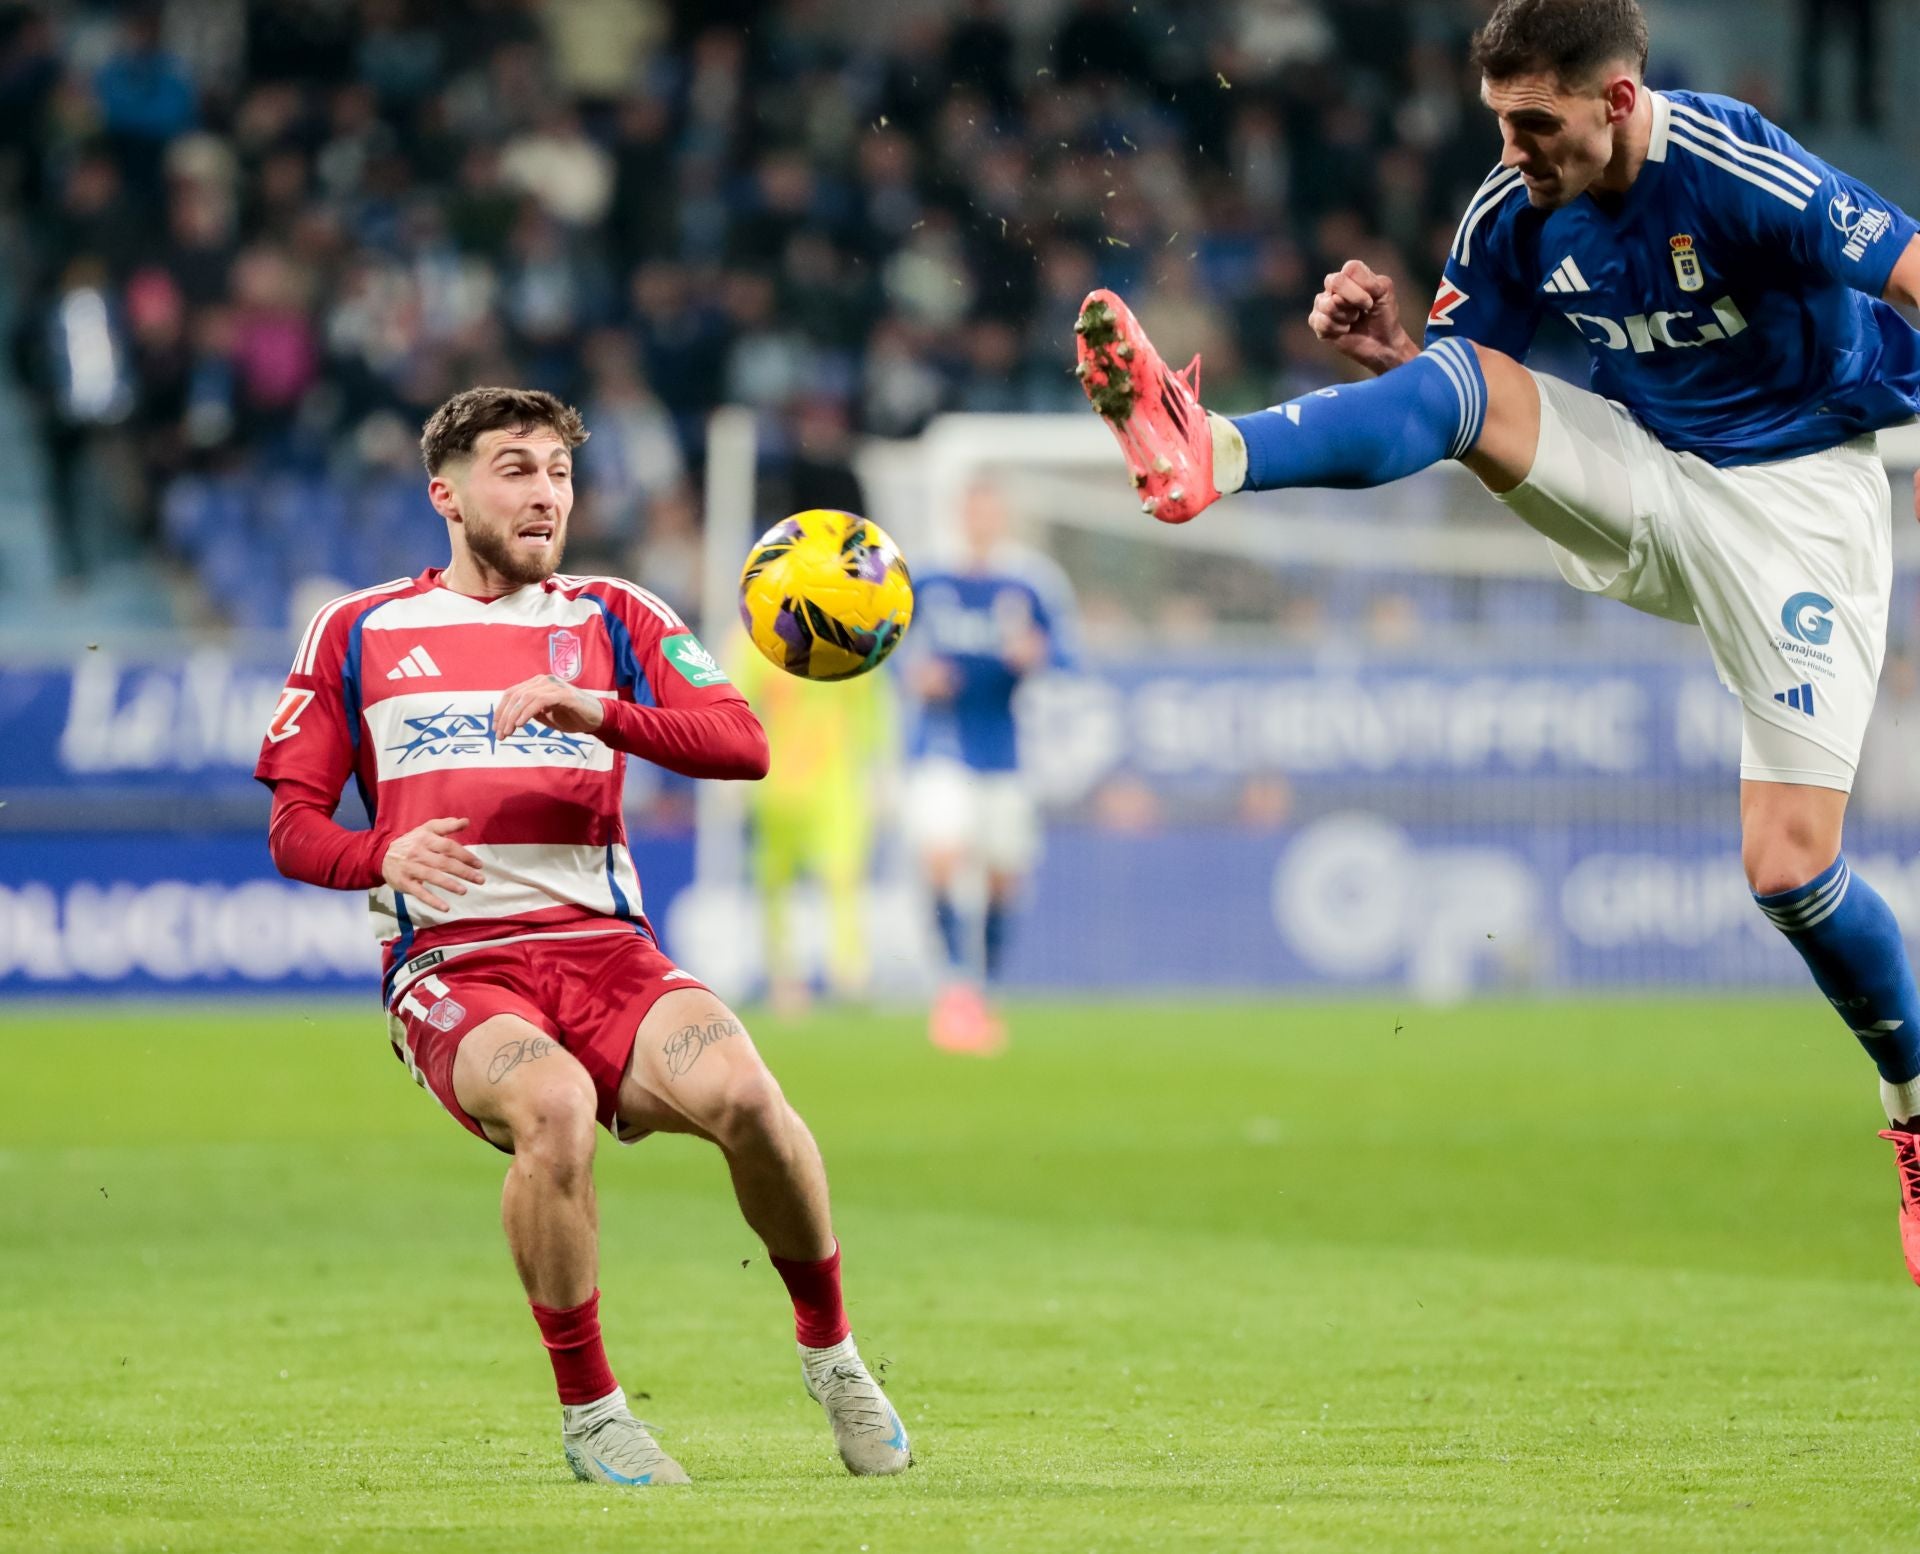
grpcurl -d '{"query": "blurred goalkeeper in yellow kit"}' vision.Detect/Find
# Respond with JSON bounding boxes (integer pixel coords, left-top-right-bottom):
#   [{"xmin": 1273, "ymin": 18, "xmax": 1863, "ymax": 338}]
[{"xmin": 732, "ymin": 637, "xmax": 897, "ymax": 1015}]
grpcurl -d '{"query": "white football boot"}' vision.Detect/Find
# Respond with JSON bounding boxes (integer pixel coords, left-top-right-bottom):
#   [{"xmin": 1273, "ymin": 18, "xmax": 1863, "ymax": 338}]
[
  {"xmin": 801, "ymin": 1336, "xmax": 912, "ymax": 1475},
  {"xmin": 560, "ymin": 1388, "xmax": 690, "ymax": 1486}
]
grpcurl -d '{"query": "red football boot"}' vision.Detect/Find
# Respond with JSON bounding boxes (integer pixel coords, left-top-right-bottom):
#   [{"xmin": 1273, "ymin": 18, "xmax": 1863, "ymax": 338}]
[
  {"xmin": 929, "ymin": 983, "xmax": 1007, "ymax": 1057},
  {"xmin": 1878, "ymin": 1128, "xmax": 1920, "ymax": 1284},
  {"xmin": 1074, "ymin": 289, "xmax": 1221, "ymax": 524}
]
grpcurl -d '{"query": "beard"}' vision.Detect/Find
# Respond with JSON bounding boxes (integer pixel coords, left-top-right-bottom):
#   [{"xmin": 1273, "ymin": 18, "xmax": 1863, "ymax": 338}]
[{"xmin": 465, "ymin": 518, "xmax": 565, "ymax": 587}]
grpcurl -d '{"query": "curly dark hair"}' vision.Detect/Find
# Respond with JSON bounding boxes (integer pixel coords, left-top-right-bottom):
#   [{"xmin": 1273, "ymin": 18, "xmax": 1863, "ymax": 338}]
[
  {"xmin": 419, "ymin": 386, "xmax": 589, "ymax": 474},
  {"xmin": 1470, "ymin": 0, "xmax": 1650, "ymax": 85}
]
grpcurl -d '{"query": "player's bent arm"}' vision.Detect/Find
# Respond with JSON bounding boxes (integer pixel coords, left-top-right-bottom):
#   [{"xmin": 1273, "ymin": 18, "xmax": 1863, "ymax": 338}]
[
  {"xmin": 266, "ymin": 778, "xmax": 392, "ymax": 890},
  {"xmin": 1883, "ymin": 234, "xmax": 1920, "ymax": 312},
  {"xmin": 267, "ymin": 781, "xmax": 485, "ymax": 916},
  {"xmin": 596, "ymin": 697, "xmax": 771, "ymax": 781}
]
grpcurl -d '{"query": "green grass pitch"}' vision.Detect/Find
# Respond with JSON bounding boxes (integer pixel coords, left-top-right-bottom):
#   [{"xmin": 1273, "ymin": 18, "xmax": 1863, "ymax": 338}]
[{"xmin": 3, "ymin": 996, "xmax": 1918, "ymax": 1552}]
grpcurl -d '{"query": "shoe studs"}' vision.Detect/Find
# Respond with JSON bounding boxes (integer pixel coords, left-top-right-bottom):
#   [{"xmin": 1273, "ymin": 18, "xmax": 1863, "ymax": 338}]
[
  {"xmin": 1168, "ymin": 486, "xmax": 1185, "ymax": 503},
  {"xmin": 1141, "ymin": 496, "xmax": 1159, "ymax": 514},
  {"xmin": 1151, "ymin": 456, "xmax": 1172, "ymax": 474}
]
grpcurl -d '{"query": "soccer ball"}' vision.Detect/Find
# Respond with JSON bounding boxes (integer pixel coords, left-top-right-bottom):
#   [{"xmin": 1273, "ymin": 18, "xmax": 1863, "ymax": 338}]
[{"xmin": 738, "ymin": 509, "xmax": 914, "ymax": 681}]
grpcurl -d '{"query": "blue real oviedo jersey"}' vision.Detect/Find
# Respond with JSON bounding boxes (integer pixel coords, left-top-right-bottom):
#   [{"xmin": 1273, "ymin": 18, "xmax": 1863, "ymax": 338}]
[
  {"xmin": 905, "ymin": 553, "xmax": 1076, "ymax": 774},
  {"xmin": 1424, "ymin": 90, "xmax": 1920, "ymax": 466}
]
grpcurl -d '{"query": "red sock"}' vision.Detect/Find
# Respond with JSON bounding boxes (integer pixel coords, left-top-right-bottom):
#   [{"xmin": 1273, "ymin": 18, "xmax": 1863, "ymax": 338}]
[
  {"xmin": 529, "ymin": 1289, "xmax": 619, "ymax": 1405},
  {"xmin": 771, "ymin": 1242, "xmax": 851, "ymax": 1349}
]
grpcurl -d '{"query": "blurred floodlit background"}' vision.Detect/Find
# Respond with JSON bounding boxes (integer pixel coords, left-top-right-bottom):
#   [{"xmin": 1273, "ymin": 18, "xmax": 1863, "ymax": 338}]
[{"xmin": 5, "ymin": 0, "xmax": 1920, "ymax": 1005}]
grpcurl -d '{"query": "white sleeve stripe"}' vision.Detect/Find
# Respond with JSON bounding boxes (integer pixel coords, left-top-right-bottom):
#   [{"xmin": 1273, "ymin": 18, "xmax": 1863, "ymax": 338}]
[
  {"xmin": 294, "ymin": 577, "xmax": 416, "ymax": 675},
  {"xmin": 1452, "ymin": 169, "xmax": 1525, "ymax": 265},
  {"xmin": 1666, "ymin": 102, "xmax": 1819, "ymax": 191},
  {"xmin": 562, "ymin": 574, "xmax": 685, "ymax": 629},
  {"xmin": 1448, "ymin": 166, "xmax": 1522, "ymax": 261},
  {"xmin": 1667, "ymin": 130, "xmax": 1811, "ymax": 209},
  {"xmin": 1449, "ymin": 166, "xmax": 1522, "ymax": 260},
  {"xmin": 1460, "ymin": 163, "xmax": 1520, "ymax": 208},
  {"xmin": 1667, "ymin": 115, "xmax": 1821, "ymax": 196}
]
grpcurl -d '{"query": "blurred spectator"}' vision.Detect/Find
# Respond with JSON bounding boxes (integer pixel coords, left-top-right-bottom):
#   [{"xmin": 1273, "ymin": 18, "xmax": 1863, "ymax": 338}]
[
  {"xmin": 20, "ymin": 255, "xmax": 137, "ymax": 578},
  {"xmin": 577, "ymin": 328, "xmax": 686, "ymax": 541},
  {"xmin": 501, "ymin": 105, "xmax": 615, "ymax": 226},
  {"xmin": 1797, "ymin": 0, "xmax": 1882, "ymax": 128},
  {"xmin": 95, "ymin": 6, "xmax": 197, "ymax": 203}
]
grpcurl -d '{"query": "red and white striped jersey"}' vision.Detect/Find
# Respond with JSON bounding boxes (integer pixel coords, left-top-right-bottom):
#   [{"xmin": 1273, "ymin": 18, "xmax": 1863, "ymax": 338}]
[{"xmin": 255, "ymin": 568, "xmax": 755, "ymax": 1005}]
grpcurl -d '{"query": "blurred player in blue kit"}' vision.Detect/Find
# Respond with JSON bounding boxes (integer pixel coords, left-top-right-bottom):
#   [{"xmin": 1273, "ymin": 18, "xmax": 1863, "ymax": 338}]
[
  {"xmin": 1079, "ymin": 0, "xmax": 1920, "ymax": 1276},
  {"xmin": 902, "ymin": 480, "xmax": 1075, "ymax": 1054}
]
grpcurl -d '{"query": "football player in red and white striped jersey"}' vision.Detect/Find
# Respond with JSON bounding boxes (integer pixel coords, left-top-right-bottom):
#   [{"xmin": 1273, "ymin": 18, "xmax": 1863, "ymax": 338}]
[{"xmin": 256, "ymin": 387, "xmax": 909, "ymax": 1485}]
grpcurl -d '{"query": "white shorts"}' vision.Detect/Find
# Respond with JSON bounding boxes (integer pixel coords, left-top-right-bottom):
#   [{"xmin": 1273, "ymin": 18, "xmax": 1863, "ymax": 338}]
[
  {"xmin": 903, "ymin": 757, "xmax": 1039, "ymax": 875},
  {"xmin": 1501, "ymin": 371, "xmax": 1894, "ymax": 791}
]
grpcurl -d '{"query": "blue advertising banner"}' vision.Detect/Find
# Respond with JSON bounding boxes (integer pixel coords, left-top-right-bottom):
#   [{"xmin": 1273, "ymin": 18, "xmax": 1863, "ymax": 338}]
[
  {"xmin": 1015, "ymin": 661, "xmax": 1744, "ymax": 801},
  {"xmin": 11, "ymin": 819, "xmax": 1920, "ymax": 998},
  {"xmin": 999, "ymin": 818, "xmax": 1920, "ymax": 997},
  {"xmin": 2, "ymin": 651, "xmax": 1746, "ymax": 796},
  {"xmin": 0, "ymin": 654, "xmax": 290, "ymax": 790},
  {"xmin": 0, "ymin": 831, "xmax": 696, "ymax": 996}
]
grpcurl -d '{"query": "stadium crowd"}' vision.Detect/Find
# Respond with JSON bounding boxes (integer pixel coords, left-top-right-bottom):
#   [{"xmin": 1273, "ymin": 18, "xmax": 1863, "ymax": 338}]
[
  {"xmin": 1, "ymin": 0, "xmax": 1879, "ymax": 634},
  {"xmin": 0, "ymin": 0, "xmax": 1602, "ymax": 623}
]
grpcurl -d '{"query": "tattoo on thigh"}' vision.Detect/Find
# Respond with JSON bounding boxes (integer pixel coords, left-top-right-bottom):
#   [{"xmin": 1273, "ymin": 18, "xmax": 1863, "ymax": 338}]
[
  {"xmin": 486, "ymin": 1036, "xmax": 558, "ymax": 1084},
  {"xmin": 662, "ymin": 1018, "xmax": 744, "ymax": 1079}
]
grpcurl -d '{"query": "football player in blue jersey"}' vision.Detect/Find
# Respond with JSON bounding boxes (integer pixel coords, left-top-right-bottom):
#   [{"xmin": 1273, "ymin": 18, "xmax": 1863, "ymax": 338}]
[
  {"xmin": 902, "ymin": 479, "xmax": 1076, "ymax": 1053},
  {"xmin": 1078, "ymin": 0, "xmax": 1920, "ymax": 1278}
]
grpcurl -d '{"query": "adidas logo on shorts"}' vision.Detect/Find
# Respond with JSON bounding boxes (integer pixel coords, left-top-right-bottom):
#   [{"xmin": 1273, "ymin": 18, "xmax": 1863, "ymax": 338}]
[{"xmin": 1774, "ymin": 683, "xmax": 1816, "ymax": 716}]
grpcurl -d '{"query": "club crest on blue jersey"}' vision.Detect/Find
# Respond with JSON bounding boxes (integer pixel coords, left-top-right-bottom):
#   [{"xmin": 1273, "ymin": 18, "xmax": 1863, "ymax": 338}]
[
  {"xmin": 1669, "ymin": 234, "xmax": 1703, "ymax": 293},
  {"xmin": 549, "ymin": 627, "xmax": 582, "ymax": 682}
]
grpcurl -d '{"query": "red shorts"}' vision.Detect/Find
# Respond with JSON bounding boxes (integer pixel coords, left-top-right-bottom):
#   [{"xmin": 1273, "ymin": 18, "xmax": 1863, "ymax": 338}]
[{"xmin": 385, "ymin": 930, "xmax": 710, "ymax": 1150}]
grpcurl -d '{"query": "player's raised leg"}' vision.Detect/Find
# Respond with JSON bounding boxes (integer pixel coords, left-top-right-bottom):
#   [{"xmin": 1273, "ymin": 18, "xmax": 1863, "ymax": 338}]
[
  {"xmin": 1074, "ymin": 286, "xmax": 1541, "ymax": 523},
  {"xmin": 615, "ymin": 989, "xmax": 911, "ymax": 1475},
  {"xmin": 451, "ymin": 1013, "xmax": 690, "ymax": 1487}
]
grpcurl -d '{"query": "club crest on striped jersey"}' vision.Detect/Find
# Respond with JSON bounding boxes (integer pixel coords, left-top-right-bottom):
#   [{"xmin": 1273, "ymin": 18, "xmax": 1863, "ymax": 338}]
[
  {"xmin": 548, "ymin": 627, "xmax": 582, "ymax": 682},
  {"xmin": 1669, "ymin": 234, "xmax": 1703, "ymax": 293},
  {"xmin": 426, "ymin": 995, "xmax": 466, "ymax": 1031},
  {"xmin": 1427, "ymin": 279, "xmax": 1468, "ymax": 326}
]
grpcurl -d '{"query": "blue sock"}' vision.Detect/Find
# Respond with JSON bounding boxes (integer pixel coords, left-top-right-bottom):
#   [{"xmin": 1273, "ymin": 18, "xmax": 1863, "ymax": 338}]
[
  {"xmin": 933, "ymin": 894, "xmax": 967, "ymax": 973},
  {"xmin": 1230, "ymin": 338, "xmax": 1487, "ymax": 491},
  {"xmin": 983, "ymin": 901, "xmax": 1012, "ymax": 980},
  {"xmin": 1755, "ymin": 855, "xmax": 1920, "ymax": 1088}
]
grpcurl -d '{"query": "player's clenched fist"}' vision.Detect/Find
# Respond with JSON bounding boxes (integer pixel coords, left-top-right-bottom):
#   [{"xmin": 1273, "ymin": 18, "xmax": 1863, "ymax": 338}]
[
  {"xmin": 382, "ymin": 816, "xmax": 485, "ymax": 913},
  {"xmin": 1308, "ymin": 259, "xmax": 1416, "ymax": 376},
  {"xmin": 493, "ymin": 674, "xmax": 606, "ymax": 739}
]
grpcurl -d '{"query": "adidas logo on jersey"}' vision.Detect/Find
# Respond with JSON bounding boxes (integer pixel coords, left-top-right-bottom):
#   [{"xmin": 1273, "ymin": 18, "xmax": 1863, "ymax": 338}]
[
  {"xmin": 1774, "ymin": 683, "xmax": 1817, "ymax": 717},
  {"xmin": 386, "ymin": 645, "xmax": 443, "ymax": 680},
  {"xmin": 1540, "ymin": 256, "xmax": 1592, "ymax": 294}
]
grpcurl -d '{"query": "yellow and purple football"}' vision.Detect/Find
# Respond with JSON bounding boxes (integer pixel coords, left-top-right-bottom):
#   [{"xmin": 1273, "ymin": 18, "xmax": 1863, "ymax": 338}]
[{"xmin": 738, "ymin": 509, "xmax": 914, "ymax": 681}]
